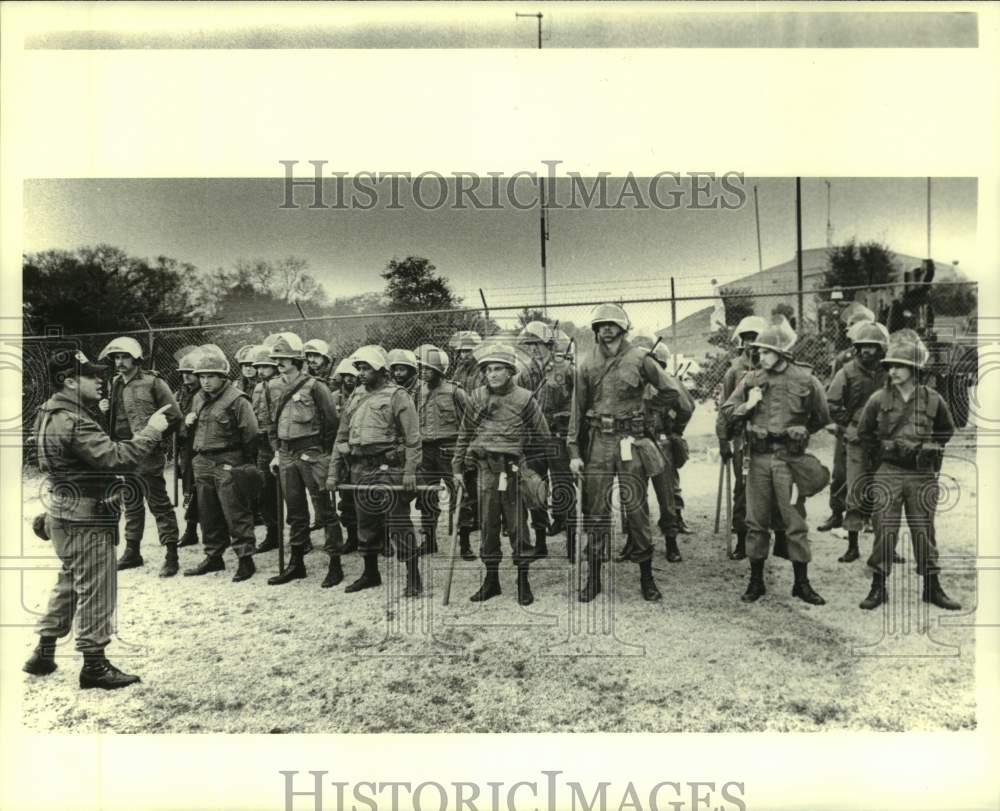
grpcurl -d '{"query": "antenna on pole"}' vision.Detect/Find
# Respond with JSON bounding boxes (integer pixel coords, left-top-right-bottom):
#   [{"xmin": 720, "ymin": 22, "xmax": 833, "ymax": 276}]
[
  {"xmin": 515, "ymin": 12, "xmax": 544, "ymax": 49},
  {"xmin": 926, "ymin": 177, "xmax": 932, "ymax": 258},
  {"xmin": 539, "ymin": 180, "xmax": 549, "ymax": 314},
  {"xmin": 825, "ymin": 179, "xmax": 833, "ymax": 248}
]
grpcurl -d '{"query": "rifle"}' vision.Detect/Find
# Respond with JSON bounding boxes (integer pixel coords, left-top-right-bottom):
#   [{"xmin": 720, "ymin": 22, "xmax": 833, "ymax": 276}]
[{"xmin": 442, "ymin": 481, "xmax": 465, "ymax": 606}]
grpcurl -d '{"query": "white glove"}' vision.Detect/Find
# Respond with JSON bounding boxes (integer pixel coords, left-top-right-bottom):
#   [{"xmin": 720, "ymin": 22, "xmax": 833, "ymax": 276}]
[
  {"xmin": 570, "ymin": 457, "xmax": 585, "ymax": 476},
  {"xmin": 98, "ymin": 398, "xmax": 110, "ymax": 414},
  {"xmin": 269, "ymin": 452, "xmax": 280, "ymax": 474},
  {"xmin": 146, "ymin": 405, "xmax": 173, "ymax": 434},
  {"xmin": 745, "ymin": 387, "xmax": 764, "ymax": 410},
  {"xmin": 184, "ymin": 412, "xmax": 197, "ymax": 427}
]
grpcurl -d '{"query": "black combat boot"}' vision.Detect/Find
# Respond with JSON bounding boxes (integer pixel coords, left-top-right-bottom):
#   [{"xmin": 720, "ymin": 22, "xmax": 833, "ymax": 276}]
[
  {"xmin": 255, "ymin": 525, "xmax": 280, "ymax": 554},
  {"xmin": 664, "ymin": 535, "xmax": 682, "ymax": 563},
  {"xmin": 158, "ymin": 542, "xmax": 179, "ymax": 578},
  {"xmin": 741, "ymin": 559, "xmax": 766, "ymax": 603},
  {"xmin": 728, "ymin": 531, "xmax": 747, "ymax": 561},
  {"xmin": 516, "ymin": 566, "xmax": 534, "ymax": 606},
  {"xmin": 116, "ymin": 541, "xmax": 143, "ymax": 571},
  {"xmin": 183, "ymin": 555, "xmax": 225, "ymax": 576},
  {"xmin": 345, "ymin": 554, "xmax": 382, "ymax": 593},
  {"xmin": 266, "ymin": 547, "xmax": 306, "ymax": 585},
  {"xmin": 404, "ymin": 557, "xmax": 423, "ymax": 597},
  {"xmin": 893, "ymin": 550, "xmax": 907, "ymax": 564},
  {"xmin": 342, "ymin": 525, "xmax": 359, "ymax": 554},
  {"xmin": 321, "ymin": 555, "xmax": 344, "ymax": 588},
  {"xmin": 254, "ymin": 510, "xmax": 266, "ymax": 527},
  {"xmin": 639, "ymin": 559, "xmax": 662, "ymax": 601},
  {"xmin": 838, "ymin": 531, "xmax": 860, "ymax": 563},
  {"xmin": 923, "ymin": 574, "xmax": 961, "ymax": 611},
  {"xmin": 533, "ymin": 527, "xmax": 548, "ymax": 560},
  {"xmin": 817, "ymin": 511, "xmax": 843, "ymax": 532},
  {"xmin": 548, "ymin": 516, "xmax": 567, "ymax": 536},
  {"xmin": 232, "ymin": 555, "xmax": 256, "ymax": 583},
  {"xmin": 79, "ymin": 650, "xmax": 140, "ymax": 690},
  {"xmin": 470, "ymin": 562, "xmax": 502, "ymax": 602},
  {"xmin": 859, "ymin": 572, "xmax": 888, "ymax": 610},
  {"xmin": 178, "ymin": 521, "xmax": 199, "ymax": 547},
  {"xmin": 22, "ymin": 636, "xmax": 58, "ymax": 676},
  {"xmin": 791, "ymin": 561, "xmax": 826, "ymax": 605},
  {"xmin": 579, "ymin": 558, "xmax": 603, "ymax": 603},
  {"xmin": 459, "ymin": 529, "xmax": 476, "ymax": 561}
]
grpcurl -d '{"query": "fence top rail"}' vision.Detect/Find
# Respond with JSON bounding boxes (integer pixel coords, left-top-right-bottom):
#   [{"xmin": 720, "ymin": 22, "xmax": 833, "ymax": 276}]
[{"xmin": 18, "ymin": 280, "xmax": 977, "ymax": 341}]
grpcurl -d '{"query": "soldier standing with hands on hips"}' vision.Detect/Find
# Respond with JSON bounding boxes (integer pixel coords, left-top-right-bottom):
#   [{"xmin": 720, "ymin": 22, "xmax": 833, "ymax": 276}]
[
  {"xmin": 720, "ymin": 316, "xmax": 830, "ymax": 605},
  {"xmin": 24, "ymin": 348, "xmax": 172, "ymax": 689}
]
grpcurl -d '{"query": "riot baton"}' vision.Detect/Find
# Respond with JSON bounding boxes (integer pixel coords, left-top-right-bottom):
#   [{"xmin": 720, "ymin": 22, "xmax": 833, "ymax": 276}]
[
  {"xmin": 723, "ymin": 458, "xmax": 733, "ymax": 557},
  {"xmin": 573, "ymin": 471, "xmax": 584, "ymax": 594},
  {"xmin": 172, "ymin": 433, "xmax": 180, "ymax": 508},
  {"xmin": 441, "ymin": 481, "xmax": 465, "ymax": 606},
  {"xmin": 336, "ymin": 484, "xmax": 446, "ymax": 493},
  {"xmin": 713, "ymin": 456, "xmax": 725, "ymax": 534},
  {"xmin": 275, "ymin": 470, "xmax": 285, "ymax": 572}
]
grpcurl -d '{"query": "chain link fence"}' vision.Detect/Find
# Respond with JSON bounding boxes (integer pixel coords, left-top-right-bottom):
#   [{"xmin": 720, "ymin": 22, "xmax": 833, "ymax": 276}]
[{"xmin": 19, "ymin": 281, "xmax": 979, "ymax": 467}]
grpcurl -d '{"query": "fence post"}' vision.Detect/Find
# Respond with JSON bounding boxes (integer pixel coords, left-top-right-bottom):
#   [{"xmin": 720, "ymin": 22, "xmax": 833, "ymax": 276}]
[
  {"xmin": 670, "ymin": 277, "xmax": 678, "ymax": 375},
  {"xmin": 479, "ymin": 289, "xmax": 490, "ymax": 333},
  {"xmin": 140, "ymin": 313, "xmax": 155, "ymax": 372}
]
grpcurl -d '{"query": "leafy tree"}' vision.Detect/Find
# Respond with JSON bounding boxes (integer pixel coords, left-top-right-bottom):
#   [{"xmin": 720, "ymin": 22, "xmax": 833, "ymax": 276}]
[
  {"xmin": 929, "ymin": 280, "xmax": 977, "ymax": 318},
  {"xmin": 381, "ymin": 256, "xmax": 459, "ymax": 311},
  {"xmin": 719, "ymin": 286, "xmax": 756, "ymax": 327},
  {"xmin": 822, "ymin": 239, "xmax": 894, "ymax": 300}
]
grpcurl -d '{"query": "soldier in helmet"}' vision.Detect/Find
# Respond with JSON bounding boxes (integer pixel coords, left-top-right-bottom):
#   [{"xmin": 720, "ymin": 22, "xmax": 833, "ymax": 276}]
[
  {"xmin": 388, "ymin": 348, "xmax": 420, "ymax": 401},
  {"xmin": 330, "ymin": 356, "xmax": 361, "ymax": 553},
  {"xmin": 516, "ymin": 321, "xmax": 574, "ymax": 559},
  {"xmin": 452, "ymin": 343, "xmax": 550, "ymax": 605},
  {"xmin": 818, "ymin": 305, "xmax": 876, "ymax": 533},
  {"xmin": 97, "ymin": 336, "xmax": 183, "ymax": 577},
  {"xmin": 568, "ymin": 303, "xmax": 683, "ymax": 603},
  {"xmin": 826, "ymin": 322, "xmax": 893, "ymax": 564},
  {"xmin": 331, "ymin": 357, "xmax": 360, "ymax": 413},
  {"xmin": 247, "ymin": 345, "xmax": 283, "ymax": 554},
  {"xmin": 182, "ymin": 345, "xmax": 262, "ymax": 582},
  {"xmin": 303, "ymin": 338, "xmax": 334, "ymax": 383},
  {"xmin": 266, "ymin": 332, "xmax": 345, "ymax": 588},
  {"xmin": 173, "ymin": 345, "xmax": 202, "ymax": 549},
  {"xmin": 235, "ymin": 344, "xmax": 258, "ymax": 396},
  {"xmin": 23, "ymin": 348, "xmax": 172, "ymax": 689},
  {"xmin": 447, "ymin": 330, "xmax": 484, "ymax": 550},
  {"xmin": 856, "ymin": 331, "xmax": 961, "ymax": 611},
  {"xmin": 720, "ymin": 316, "xmax": 831, "ymax": 605},
  {"xmin": 326, "ymin": 345, "xmax": 423, "ymax": 596},
  {"xmin": 414, "ymin": 344, "xmax": 473, "ymax": 558}
]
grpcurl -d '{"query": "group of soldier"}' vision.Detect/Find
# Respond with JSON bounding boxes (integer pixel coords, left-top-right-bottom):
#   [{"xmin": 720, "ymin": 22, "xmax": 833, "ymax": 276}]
[{"xmin": 24, "ymin": 299, "xmax": 961, "ymax": 690}]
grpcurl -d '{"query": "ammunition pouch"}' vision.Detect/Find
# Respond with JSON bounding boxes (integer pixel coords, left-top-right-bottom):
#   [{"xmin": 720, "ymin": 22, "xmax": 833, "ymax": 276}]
[
  {"xmin": 631, "ymin": 437, "xmax": 666, "ymax": 478},
  {"xmin": 668, "ymin": 434, "xmax": 689, "ymax": 468},
  {"xmin": 230, "ymin": 463, "xmax": 263, "ymax": 505},
  {"xmin": 517, "ymin": 462, "xmax": 550, "ymax": 511},
  {"xmin": 778, "ymin": 452, "xmax": 830, "ymax": 497}
]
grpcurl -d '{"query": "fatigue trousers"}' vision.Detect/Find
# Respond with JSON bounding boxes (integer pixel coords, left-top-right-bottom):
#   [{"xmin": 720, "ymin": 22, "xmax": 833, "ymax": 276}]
[
  {"xmin": 526, "ymin": 436, "xmax": 575, "ymax": 533},
  {"xmin": 194, "ymin": 454, "xmax": 256, "ymax": 559},
  {"xmin": 180, "ymin": 446, "xmax": 199, "ymax": 524},
  {"xmin": 417, "ymin": 439, "xmax": 457, "ymax": 536},
  {"xmin": 867, "ymin": 463, "xmax": 941, "ymax": 577},
  {"xmin": 458, "ymin": 467, "xmax": 480, "ymax": 532},
  {"xmin": 843, "ymin": 441, "xmax": 877, "ymax": 533},
  {"xmin": 120, "ymin": 452, "xmax": 179, "ymax": 545},
  {"xmin": 829, "ymin": 433, "xmax": 847, "ymax": 515},
  {"xmin": 255, "ymin": 438, "xmax": 278, "ymax": 532},
  {"xmin": 37, "ymin": 517, "xmax": 117, "ymax": 654},
  {"xmin": 475, "ymin": 454, "xmax": 533, "ymax": 566},
  {"xmin": 348, "ymin": 457, "xmax": 417, "ymax": 561},
  {"xmin": 731, "ymin": 442, "xmax": 748, "ymax": 534},
  {"xmin": 581, "ymin": 431, "xmax": 654, "ymax": 564},
  {"xmin": 746, "ymin": 452, "xmax": 811, "ymax": 562},
  {"xmin": 278, "ymin": 447, "xmax": 341, "ymax": 554},
  {"xmin": 648, "ymin": 459, "xmax": 680, "ymax": 538},
  {"xmin": 669, "ymin": 454, "xmax": 684, "ymax": 512}
]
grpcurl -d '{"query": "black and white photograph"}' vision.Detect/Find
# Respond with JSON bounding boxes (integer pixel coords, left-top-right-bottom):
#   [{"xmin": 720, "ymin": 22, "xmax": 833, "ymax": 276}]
[{"xmin": 1, "ymin": 3, "xmax": 998, "ymax": 811}]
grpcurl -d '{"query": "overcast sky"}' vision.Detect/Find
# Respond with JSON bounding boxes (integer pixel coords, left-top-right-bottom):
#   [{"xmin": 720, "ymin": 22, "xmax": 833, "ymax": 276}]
[{"xmin": 24, "ymin": 175, "xmax": 977, "ymax": 331}]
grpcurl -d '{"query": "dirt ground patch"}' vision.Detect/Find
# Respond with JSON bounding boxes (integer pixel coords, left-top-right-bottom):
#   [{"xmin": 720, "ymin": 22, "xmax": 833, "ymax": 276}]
[{"xmin": 17, "ymin": 419, "xmax": 978, "ymax": 733}]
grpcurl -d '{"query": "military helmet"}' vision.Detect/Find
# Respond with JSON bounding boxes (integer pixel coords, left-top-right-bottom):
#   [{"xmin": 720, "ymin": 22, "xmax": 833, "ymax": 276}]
[
  {"xmin": 268, "ymin": 332, "xmax": 304, "ymax": 360},
  {"xmin": 631, "ymin": 330, "xmax": 656, "ymax": 349},
  {"xmin": 176, "ymin": 347, "xmax": 202, "ymax": 374},
  {"xmin": 477, "ymin": 343, "xmax": 518, "ymax": 371},
  {"xmin": 249, "ymin": 344, "xmax": 278, "ymax": 368},
  {"xmin": 98, "ymin": 336, "xmax": 143, "ymax": 361},
  {"xmin": 302, "ymin": 338, "xmax": 331, "ymax": 361},
  {"xmin": 518, "ymin": 321, "xmax": 553, "ymax": 345},
  {"xmin": 352, "ymin": 345, "xmax": 390, "ymax": 372},
  {"xmin": 651, "ymin": 342, "xmax": 671, "ymax": 366},
  {"xmin": 387, "ymin": 348, "xmax": 418, "ymax": 371},
  {"xmin": 851, "ymin": 322, "xmax": 890, "ymax": 351},
  {"xmin": 234, "ymin": 344, "xmax": 256, "ymax": 365},
  {"xmin": 590, "ymin": 303, "xmax": 630, "ymax": 332},
  {"xmin": 416, "ymin": 344, "xmax": 449, "ymax": 375},
  {"xmin": 193, "ymin": 344, "xmax": 230, "ymax": 375},
  {"xmin": 750, "ymin": 316, "xmax": 797, "ymax": 357},
  {"xmin": 334, "ymin": 358, "xmax": 359, "ymax": 377},
  {"xmin": 448, "ymin": 330, "xmax": 482, "ymax": 351},
  {"xmin": 173, "ymin": 344, "xmax": 199, "ymax": 365},
  {"xmin": 734, "ymin": 315, "xmax": 768, "ymax": 340},
  {"xmin": 882, "ymin": 333, "xmax": 929, "ymax": 369},
  {"xmin": 841, "ymin": 302, "xmax": 875, "ymax": 327}
]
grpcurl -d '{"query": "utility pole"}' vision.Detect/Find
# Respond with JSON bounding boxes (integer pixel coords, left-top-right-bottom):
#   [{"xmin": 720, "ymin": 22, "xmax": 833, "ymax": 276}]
[
  {"xmin": 926, "ymin": 177, "xmax": 932, "ymax": 258},
  {"xmin": 795, "ymin": 178, "xmax": 804, "ymax": 328},
  {"xmin": 753, "ymin": 184, "xmax": 764, "ymax": 274},
  {"xmin": 515, "ymin": 12, "xmax": 544, "ymax": 49}
]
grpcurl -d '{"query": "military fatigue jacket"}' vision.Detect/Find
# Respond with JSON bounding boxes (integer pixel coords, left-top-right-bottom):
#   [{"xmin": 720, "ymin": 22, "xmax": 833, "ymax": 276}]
[
  {"xmin": 452, "ymin": 379, "xmax": 549, "ymax": 473},
  {"xmin": 721, "ymin": 360, "xmax": 830, "ymax": 437},
  {"xmin": 331, "ymin": 380, "xmax": 421, "ymax": 476},
  {"xmin": 108, "ymin": 368, "xmax": 181, "ymax": 442},
  {"xmin": 190, "ymin": 382, "xmax": 260, "ymax": 459},
  {"xmin": 826, "ymin": 359, "xmax": 887, "ymax": 436},
  {"xmin": 418, "ymin": 379, "xmax": 471, "ymax": 443}
]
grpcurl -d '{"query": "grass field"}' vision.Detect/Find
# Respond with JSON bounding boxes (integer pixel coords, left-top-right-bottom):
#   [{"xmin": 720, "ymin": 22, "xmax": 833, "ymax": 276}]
[{"xmin": 16, "ymin": 418, "xmax": 978, "ymax": 733}]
